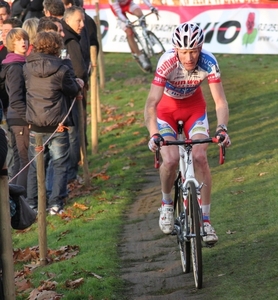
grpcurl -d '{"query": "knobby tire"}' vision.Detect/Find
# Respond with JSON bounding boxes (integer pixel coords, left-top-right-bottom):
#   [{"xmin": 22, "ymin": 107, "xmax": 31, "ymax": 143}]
[
  {"xmin": 133, "ymin": 33, "xmax": 152, "ymax": 73},
  {"xmin": 146, "ymin": 31, "xmax": 165, "ymax": 61},
  {"xmin": 188, "ymin": 181, "xmax": 203, "ymax": 289}
]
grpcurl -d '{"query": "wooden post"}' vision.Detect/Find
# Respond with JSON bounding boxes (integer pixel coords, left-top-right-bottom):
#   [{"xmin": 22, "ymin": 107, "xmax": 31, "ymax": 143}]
[
  {"xmin": 94, "ymin": 1, "xmax": 105, "ymax": 89},
  {"xmin": 35, "ymin": 134, "xmax": 47, "ymax": 266},
  {"xmin": 0, "ymin": 171, "xmax": 16, "ymax": 299},
  {"xmin": 96, "ymin": 83, "xmax": 102, "ymax": 123},
  {"xmin": 90, "ymin": 46, "xmax": 98, "ymax": 154},
  {"xmin": 77, "ymin": 98, "xmax": 91, "ymax": 187}
]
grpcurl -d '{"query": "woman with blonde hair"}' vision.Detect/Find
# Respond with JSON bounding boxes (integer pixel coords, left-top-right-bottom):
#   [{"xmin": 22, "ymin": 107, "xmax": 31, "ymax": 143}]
[
  {"xmin": 22, "ymin": 17, "xmax": 39, "ymax": 55},
  {"xmin": 1, "ymin": 28, "xmax": 29, "ymax": 191}
]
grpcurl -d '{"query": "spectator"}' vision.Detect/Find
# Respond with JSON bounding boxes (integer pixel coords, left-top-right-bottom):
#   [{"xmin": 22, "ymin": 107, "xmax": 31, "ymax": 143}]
[
  {"xmin": 78, "ymin": 0, "xmax": 99, "ymax": 54},
  {"xmin": 0, "ymin": 18, "xmax": 24, "ymax": 180},
  {"xmin": 23, "ymin": 31, "xmax": 82, "ymax": 214},
  {"xmin": 61, "ymin": 6, "xmax": 87, "ymax": 183},
  {"xmin": 1, "ymin": 28, "xmax": 29, "ymax": 192},
  {"xmin": 22, "ymin": 17, "xmax": 39, "ymax": 55},
  {"xmin": 0, "ymin": 1, "xmax": 11, "ymax": 44},
  {"xmin": 20, "ymin": 0, "xmax": 44, "ymax": 21},
  {"xmin": 0, "ymin": 18, "xmax": 23, "ymax": 113},
  {"xmin": 11, "ymin": 0, "xmax": 25, "ymax": 20},
  {"xmin": 37, "ymin": 19, "xmax": 58, "ymax": 32},
  {"xmin": 2, "ymin": 18, "xmax": 23, "ymax": 52},
  {"xmin": 39, "ymin": 15, "xmax": 65, "ymax": 37},
  {"xmin": 43, "ymin": 0, "xmax": 65, "ymax": 18},
  {"xmin": 61, "ymin": 5, "xmax": 87, "ymax": 97}
]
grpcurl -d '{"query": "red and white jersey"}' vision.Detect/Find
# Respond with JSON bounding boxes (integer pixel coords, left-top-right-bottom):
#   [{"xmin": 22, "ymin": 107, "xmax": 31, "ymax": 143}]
[{"xmin": 153, "ymin": 48, "xmax": 222, "ymax": 100}]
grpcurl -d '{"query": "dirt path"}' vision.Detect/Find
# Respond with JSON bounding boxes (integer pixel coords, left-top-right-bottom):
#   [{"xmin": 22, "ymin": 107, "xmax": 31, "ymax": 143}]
[{"xmin": 119, "ymin": 169, "xmax": 206, "ymax": 300}]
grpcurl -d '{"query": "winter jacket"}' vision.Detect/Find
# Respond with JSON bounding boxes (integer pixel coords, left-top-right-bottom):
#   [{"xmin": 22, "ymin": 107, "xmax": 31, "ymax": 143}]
[
  {"xmin": 0, "ymin": 127, "xmax": 7, "ymax": 172},
  {"xmin": 20, "ymin": 0, "xmax": 44, "ymax": 20},
  {"xmin": 23, "ymin": 52, "xmax": 80, "ymax": 132},
  {"xmin": 0, "ymin": 45, "xmax": 9, "ymax": 110},
  {"xmin": 1, "ymin": 53, "xmax": 28, "ymax": 127},
  {"xmin": 85, "ymin": 12, "xmax": 99, "ymax": 54},
  {"xmin": 61, "ymin": 19, "xmax": 88, "ymax": 84}
]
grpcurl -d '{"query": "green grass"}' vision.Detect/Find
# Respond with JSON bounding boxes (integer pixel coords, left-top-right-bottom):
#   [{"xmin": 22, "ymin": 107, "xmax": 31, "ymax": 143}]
[{"xmin": 12, "ymin": 52, "xmax": 278, "ymax": 299}]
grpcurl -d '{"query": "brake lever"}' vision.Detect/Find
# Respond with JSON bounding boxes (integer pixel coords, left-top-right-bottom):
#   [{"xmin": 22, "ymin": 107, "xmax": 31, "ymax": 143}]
[
  {"xmin": 219, "ymin": 144, "xmax": 225, "ymax": 165},
  {"xmin": 154, "ymin": 147, "xmax": 160, "ymax": 168}
]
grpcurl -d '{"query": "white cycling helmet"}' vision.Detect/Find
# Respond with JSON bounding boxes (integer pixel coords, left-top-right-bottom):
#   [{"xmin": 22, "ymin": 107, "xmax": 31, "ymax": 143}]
[{"xmin": 172, "ymin": 22, "xmax": 204, "ymax": 49}]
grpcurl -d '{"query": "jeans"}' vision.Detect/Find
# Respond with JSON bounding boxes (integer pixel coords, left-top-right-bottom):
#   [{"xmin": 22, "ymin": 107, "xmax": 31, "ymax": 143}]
[
  {"xmin": 27, "ymin": 130, "xmax": 69, "ymax": 209},
  {"xmin": 9, "ymin": 125, "xmax": 29, "ymax": 193}
]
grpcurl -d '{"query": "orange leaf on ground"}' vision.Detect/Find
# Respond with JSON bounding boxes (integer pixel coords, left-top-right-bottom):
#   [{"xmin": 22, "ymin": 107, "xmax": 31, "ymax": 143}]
[{"xmin": 73, "ymin": 202, "xmax": 89, "ymax": 211}]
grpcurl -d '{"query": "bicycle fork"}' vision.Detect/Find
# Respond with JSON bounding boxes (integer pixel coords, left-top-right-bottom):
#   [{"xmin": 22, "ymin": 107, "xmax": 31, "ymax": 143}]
[{"xmin": 174, "ymin": 184, "xmax": 206, "ymax": 243}]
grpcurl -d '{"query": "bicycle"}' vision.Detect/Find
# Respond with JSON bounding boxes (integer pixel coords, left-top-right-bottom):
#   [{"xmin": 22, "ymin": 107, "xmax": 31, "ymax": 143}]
[
  {"xmin": 154, "ymin": 121, "xmax": 225, "ymax": 289},
  {"xmin": 129, "ymin": 12, "xmax": 166, "ymax": 73}
]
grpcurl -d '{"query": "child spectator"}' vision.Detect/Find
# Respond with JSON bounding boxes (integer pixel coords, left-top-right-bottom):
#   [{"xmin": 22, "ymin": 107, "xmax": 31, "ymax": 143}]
[{"xmin": 1, "ymin": 28, "xmax": 29, "ymax": 192}]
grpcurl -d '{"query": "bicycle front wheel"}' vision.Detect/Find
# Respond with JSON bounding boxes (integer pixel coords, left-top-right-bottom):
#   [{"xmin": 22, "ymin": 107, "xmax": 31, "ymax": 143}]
[
  {"xmin": 133, "ymin": 33, "xmax": 152, "ymax": 73},
  {"xmin": 187, "ymin": 181, "xmax": 203, "ymax": 289},
  {"xmin": 146, "ymin": 31, "xmax": 165, "ymax": 63},
  {"xmin": 174, "ymin": 173, "xmax": 190, "ymax": 274}
]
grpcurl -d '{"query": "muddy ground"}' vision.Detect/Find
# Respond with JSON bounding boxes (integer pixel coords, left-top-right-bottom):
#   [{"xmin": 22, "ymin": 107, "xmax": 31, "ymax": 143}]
[{"xmin": 119, "ymin": 168, "xmax": 207, "ymax": 300}]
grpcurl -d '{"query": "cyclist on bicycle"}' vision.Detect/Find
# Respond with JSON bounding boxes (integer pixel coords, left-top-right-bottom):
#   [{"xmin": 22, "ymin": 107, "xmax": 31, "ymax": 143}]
[
  {"xmin": 109, "ymin": 0, "xmax": 157, "ymax": 71},
  {"xmin": 144, "ymin": 22, "xmax": 231, "ymax": 244}
]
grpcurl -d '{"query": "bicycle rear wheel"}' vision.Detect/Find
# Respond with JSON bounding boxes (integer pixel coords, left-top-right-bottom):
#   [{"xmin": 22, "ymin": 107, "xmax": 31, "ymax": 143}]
[
  {"xmin": 187, "ymin": 181, "xmax": 203, "ymax": 289},
  {"xmin": 174, "ymin": 173, "xmax": 190, "ymax": 274}
]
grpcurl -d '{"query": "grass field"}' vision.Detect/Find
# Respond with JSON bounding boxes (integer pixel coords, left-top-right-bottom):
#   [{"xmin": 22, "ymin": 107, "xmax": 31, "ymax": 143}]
[{"xmin": 12, "ymin": 52, "xmax": 278, "ymax": 299}]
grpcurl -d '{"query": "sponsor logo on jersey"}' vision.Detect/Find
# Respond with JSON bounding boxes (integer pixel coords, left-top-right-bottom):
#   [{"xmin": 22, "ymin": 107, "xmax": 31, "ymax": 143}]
[
  {"xmin": 157, "ymin": 56, "xmax": 178, "ymax": 76},
  {"xmin": 192, "ymin": 126, "xmax": 206, "ymax": 133}
]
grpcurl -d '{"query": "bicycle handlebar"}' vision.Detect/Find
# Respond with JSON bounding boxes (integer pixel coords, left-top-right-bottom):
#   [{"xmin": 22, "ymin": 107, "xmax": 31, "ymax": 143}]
[{"xmin": 154, "ymin": 137, "xmax": 225, "ymax": 169}]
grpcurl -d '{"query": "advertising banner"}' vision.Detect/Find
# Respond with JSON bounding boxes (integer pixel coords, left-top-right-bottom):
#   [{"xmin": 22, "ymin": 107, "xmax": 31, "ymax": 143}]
[{"xmin": 84, "ymin": 2, "xmax": 278, "ymax": 54}]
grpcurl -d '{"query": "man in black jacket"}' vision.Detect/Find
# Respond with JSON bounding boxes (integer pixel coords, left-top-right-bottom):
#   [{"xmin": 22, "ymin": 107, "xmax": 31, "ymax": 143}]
[
  {"xmin": 61, "ymin": 6, "xmax": 87, "ymax": 183},
  {"xmin": 61, "ymin": 6, "xmax": 87, "ymax": 84}
]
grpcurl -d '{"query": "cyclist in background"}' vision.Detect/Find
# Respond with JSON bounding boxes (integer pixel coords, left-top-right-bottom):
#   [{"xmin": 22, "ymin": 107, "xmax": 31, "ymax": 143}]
[
  {"xmin": 109, "ymin": 0, "xmax": 157, "ymax": 71},
  {"xmin": 144, "ymin": 22, "xmax": 231, "ymax": 244}
]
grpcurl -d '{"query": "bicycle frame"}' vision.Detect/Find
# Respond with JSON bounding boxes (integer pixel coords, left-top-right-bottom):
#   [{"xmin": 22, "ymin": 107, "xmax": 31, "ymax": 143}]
[
  {"xmin": 131, "ymin": 12, "xmax": 155, "ymax": 54},
  {"xmin": 154, "ymin": 120, "xmax": 225, "ymax": 289},
  {"xmin": 178, "ymin": 143, "xmax": 205, "ymax": 238},
  {"xmin": 130, "ymin": 12, "xmax": 165, "ymax": 71}
]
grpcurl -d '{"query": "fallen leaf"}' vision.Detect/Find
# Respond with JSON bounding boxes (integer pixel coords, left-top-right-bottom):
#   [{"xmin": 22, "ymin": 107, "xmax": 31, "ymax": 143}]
[
  {"xmin": 28, "ymin": 289, "xmax": 63, "ymax": 300},
  {"xmin": 65, "ymin": 278, "xmax": 84, "ymax": 289},
  {"xmin": 73, "ymin": 202, "xmax": 89, "ymax": 211},
  {"xmin": 233, "ymin": 177, "xmax": 245, "ymax": 182},
  {"xmin": 226, "ymin": 230, "xmax": 236, "ymax": 234},
  {"xmin": 230, "ymin": 190, "xmax": 244, "ymax": 195},
  {"xmin": 258, "ymin": 172, "xmax": 268, "ymax": 176}
]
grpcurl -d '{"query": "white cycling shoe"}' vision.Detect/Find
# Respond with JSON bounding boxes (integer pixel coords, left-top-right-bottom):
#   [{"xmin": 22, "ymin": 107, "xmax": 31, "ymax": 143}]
[
  {"xmin": 138, "ymin": 53, "xmax": 151, "ymax": 71},
  {"xmin": 158, "ymin": 204, "xmax": 174, "ymax": 234},
  {"xmin": 203, "ymin": 222, "xmax": 218, "ymax": 244}
]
